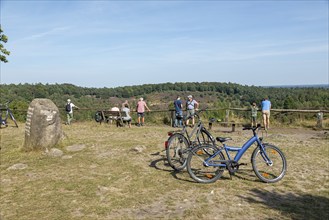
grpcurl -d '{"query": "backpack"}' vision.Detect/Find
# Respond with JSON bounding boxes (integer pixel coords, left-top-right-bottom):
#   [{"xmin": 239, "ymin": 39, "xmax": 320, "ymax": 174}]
[{"xmin": 65, "ymin": 103, "xmax": 71, "ymax": 112}]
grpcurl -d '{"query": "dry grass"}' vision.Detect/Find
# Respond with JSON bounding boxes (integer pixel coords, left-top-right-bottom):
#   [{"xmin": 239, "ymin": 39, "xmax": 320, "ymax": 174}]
[{"xmin": 1, "ymin": 121, "xmax": 328, "ymax": 220}]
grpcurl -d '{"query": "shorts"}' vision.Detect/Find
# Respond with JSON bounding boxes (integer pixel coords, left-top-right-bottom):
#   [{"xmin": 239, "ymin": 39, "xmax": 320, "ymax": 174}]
[
  {"xmin": 186, "ymin": 109, "xmax": 195, "ymax": 118},
  {"xmin": 137, "ymin": 112, "xmax": 144, "ymax": 118},
  {"xmin": 262, "ymin": 110, "xmax": 270, "ymax": 119}
]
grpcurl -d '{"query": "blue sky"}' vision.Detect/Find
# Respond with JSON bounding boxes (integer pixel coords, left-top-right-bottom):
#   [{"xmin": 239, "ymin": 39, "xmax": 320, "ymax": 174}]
[{"xmin": 0, "ymin": 0, "xmax": 328, "ymax": 88}]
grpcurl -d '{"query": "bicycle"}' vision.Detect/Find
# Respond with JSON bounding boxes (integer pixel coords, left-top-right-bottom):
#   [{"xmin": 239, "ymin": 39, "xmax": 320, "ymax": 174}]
[
  {"xmin": 165, "ymin": 109, "xmax": 216, "ymax": 171},
  {"xmin": 0, "ymin": 101, "xmax": 18, "ymax": 128},
  {"xmin": 186, "ymin": 124, "xmax": 287, "ymax": 183}
]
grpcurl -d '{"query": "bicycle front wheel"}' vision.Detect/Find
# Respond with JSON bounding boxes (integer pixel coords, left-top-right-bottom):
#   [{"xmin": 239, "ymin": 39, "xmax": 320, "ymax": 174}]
[
  {"xmin": 251, "ymin": 144, "xmax": 287, "ymax": 183},
  {"xmin": 187, "ymin": 144, "xmax": 225, "ymax": 183},
  {"xmin": 166, "ymin": 133, "xmax": 189, "ymax": 171}
]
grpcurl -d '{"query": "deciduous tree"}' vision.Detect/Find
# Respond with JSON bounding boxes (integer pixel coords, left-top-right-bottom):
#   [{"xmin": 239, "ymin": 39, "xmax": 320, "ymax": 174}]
[{"xmin": 0, "ymin": 27, "xmax": 10, "ymax": 63}]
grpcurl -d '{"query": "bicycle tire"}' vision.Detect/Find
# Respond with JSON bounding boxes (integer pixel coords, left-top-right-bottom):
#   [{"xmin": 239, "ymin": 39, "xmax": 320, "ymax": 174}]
[
  {"xmin": 251, "ymin": 144, "xmax": 287, "ymax": 183},
  {"xmin": 197, "ymin": 128, "xmax": 216, "ymax": 145},
  {"xmin": 9, "ymin": 113, "xmax": 18, "ymax": 128},
  {"xmin": 187, "ymin": 144, "xmax": 225, "ymax": 183},
  {"xmin": 166, "ymin": 133, "xmax": 190, "ymax": 171},
  {"xmin": 94, "ymin": 111, "xmax": 103, "ymax": 123}
]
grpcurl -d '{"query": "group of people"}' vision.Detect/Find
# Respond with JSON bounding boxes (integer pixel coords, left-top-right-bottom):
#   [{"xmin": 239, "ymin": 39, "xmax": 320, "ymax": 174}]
[
  {"xmin": 174, "ymin": 95, "xmax": 199, "ymax": 127},
  {"xmin": 98, "ymin": 98, "xmax": 151, "ymax": 128},
  {"xmin": 65, "ymin": 98, "xmax": 151, "ymax": 128},
  {"xmin": 65, "ymin": 95, "xmax": 272, "ymax": 130},
  {"xmin": 251, "ymin": 97, "xmax": 271, "ymax": 130},
  {"xmin": 173, "ymin": 95, "xmax": 272, "ymax": 130}
]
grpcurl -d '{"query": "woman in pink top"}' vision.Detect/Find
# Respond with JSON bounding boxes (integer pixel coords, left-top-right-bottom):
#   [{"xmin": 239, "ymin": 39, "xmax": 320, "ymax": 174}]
[{"xmin": 136, "ymin": 97, "xmax": 150, "ymax": 126}]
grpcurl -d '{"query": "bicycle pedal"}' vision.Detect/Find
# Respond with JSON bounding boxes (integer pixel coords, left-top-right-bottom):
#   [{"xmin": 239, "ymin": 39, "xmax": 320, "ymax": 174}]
[{"xmin": 239, "ymin": 163, "xmax": 248, "ymax": 166}]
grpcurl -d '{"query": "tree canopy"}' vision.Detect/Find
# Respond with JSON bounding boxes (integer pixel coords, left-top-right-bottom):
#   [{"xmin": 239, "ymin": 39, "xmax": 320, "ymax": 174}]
[{"xmin": 0, "ymin": 27, "xmax": 10, "ymax": 63}]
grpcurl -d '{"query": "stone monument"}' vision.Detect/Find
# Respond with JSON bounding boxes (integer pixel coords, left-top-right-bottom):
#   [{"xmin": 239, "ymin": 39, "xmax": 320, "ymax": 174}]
[{"xmin": 24, "ymin": 98, "xmax": 63, "ymax": 151}]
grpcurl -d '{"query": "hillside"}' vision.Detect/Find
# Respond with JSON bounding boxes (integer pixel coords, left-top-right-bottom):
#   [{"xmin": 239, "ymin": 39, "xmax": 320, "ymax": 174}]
[{"xmin": 1, "ymin": 82, "xmax": 328, "ymax": 123}]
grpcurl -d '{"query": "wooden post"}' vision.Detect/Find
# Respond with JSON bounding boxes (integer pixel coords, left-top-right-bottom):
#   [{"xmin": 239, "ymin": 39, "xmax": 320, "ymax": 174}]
[
  {"xmin": 209, "ymin": 122, "xmax": 212, "ymax": 130},
  {"xmin": 171, "ymin": 110, "xmax": 175, "ymax": 127},
  {"xmin": 232, "ymin": 123, "xmax": 236, "ymax": 132},
  {"xmin": 316, "ymin": 112, "xmax": 323, "ymax": 128},
  {"xmin": 225, "ymin": 109, "xmax": 229, "ymax": 127}
]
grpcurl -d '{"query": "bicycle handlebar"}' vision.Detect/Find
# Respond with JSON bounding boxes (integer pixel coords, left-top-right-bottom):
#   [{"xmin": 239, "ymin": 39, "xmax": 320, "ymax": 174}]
[{"xmin": 242, "ymin": 124, "xmax": 262, "ymax": 132}]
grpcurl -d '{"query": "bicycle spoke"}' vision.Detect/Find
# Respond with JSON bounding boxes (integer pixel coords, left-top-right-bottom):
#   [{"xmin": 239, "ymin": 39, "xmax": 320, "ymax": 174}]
[{"xmin": 252, "ymin": 144, "xmax": 287, "ymax": 183}]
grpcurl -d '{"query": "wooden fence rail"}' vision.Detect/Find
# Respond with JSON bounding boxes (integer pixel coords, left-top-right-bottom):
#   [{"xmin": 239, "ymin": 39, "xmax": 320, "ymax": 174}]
[{"xmin": 12, "ymin": 107, "xmax": 328, "ymax": 129}]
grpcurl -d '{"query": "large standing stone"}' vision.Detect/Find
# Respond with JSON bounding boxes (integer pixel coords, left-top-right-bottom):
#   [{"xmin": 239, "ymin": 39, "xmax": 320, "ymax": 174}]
[{"xmin": 24, "ymin": 98, "xmax": 63, "ymax": 151}]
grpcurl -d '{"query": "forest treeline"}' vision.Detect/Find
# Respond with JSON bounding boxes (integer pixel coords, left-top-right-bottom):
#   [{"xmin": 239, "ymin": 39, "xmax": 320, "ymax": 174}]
[{"xmin": 0, "ymin": 82, "xmax": 328, "ymax": 122}]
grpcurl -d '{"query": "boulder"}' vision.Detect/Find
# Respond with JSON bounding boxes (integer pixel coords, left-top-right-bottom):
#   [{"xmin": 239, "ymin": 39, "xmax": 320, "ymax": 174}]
[{"xmin": 24, "ymin": 98, "xmax": 63, "ymax": 151}]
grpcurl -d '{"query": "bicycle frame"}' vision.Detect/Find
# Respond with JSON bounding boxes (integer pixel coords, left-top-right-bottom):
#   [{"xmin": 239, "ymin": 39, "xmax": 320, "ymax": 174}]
[
  {"xmin": 183, "ymin": 119, "xmax": 203, "ymax": 144},
  {"xmin": 0, "ymin": 101, "xmax": 18, "ymax": 128},
  {"xmin": 205, "ymin": 127, "xmax": 272, "ymax": 167},
  {"xmin": 168, "ymin": 109, "xmax": 214, "ymax": 146}
]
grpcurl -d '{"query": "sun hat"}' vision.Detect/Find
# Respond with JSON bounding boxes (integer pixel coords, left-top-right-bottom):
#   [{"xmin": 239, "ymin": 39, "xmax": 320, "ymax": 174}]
[
  {"xmin": 67, "ymin": 99, "xmax": 71, "ymax": 102},
  {"xmin": 187, "ymin": 95, "xmax": 192, "ymax": 98}
]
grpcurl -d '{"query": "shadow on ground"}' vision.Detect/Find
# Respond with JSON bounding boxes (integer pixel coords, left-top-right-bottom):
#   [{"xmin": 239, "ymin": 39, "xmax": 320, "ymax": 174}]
[{"xmin": 240, "ymin": 188, "xmax": 329, "ymax": 219}]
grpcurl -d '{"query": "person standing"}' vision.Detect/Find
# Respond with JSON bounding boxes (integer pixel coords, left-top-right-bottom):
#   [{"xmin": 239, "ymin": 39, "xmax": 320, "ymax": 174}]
[
  {"xmin": 136, "ymin": 97, "xmax": 150, "ymax": 126},
  {"xmin": 173, "ymin": 96, "xmax": 183, "ymax": 127},
  {"xmin": 261, "ymin": 97, "xmax": 271, "ymax": 130},
  {"xmin": 251, "ymin": 102, "xmax": 258, "ymax": 127},
  {"xmin": 65, "ymin": 99, "xmax": 79, "ymax": 125},
  {"xmin": 186, "ymin": 95, "xmax": 199, "ymax": 126}
]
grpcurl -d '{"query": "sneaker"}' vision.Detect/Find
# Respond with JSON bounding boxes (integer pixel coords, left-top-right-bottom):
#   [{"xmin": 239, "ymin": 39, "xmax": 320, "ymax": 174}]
[
  {"xmin": 137, "ymin": 123, "xmax": 141, "ymax": 127},
  {"xmin": 141, "ymin": 123, "xmax": 144, "ymax": 126}
]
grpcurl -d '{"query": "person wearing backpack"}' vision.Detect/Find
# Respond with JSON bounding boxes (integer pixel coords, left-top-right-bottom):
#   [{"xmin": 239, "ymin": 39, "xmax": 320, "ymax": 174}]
[{"xmin": 65, "ymin": 99, "xmax": 79, "ymax": 125}]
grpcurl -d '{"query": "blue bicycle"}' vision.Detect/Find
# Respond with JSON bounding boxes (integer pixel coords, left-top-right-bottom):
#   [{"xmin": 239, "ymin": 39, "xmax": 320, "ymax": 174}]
[{"xmin": 186, "ymin": 124, "xmax": 287, "ymax": 183}]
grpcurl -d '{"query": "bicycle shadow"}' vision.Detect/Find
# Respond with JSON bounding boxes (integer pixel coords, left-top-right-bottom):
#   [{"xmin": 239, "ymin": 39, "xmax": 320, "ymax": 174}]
[
  {"xmin": 149, "ymin": 151, "xmax": 249, "ymax": 183},
  {"xmin": 230, "ymin": 168, "xmax": 261, "ymax": 182},
  {"xmin": 148, "ymin": 152, "xmax": 197, "ymax": 183},
  {"xmin": 149, "ymin": 150, "xmax": 267, "ymax": 184}
]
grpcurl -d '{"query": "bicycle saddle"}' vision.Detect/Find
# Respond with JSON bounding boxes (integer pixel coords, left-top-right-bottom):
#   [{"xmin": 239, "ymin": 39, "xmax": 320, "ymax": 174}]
[{"xmin": 216, "ymin": 137, "xmax": 232, "ymax": 143}]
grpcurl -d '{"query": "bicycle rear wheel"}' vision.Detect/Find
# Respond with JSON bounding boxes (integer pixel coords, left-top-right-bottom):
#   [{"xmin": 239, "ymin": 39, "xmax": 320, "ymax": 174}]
[
  {"xmin": 166, "ymin": 133, "xmax": 189, "ymax": 171},
  {"xmin": 187, "ymin": 144, "xmax": 225, "ymax": 183},
  {"xmin": 9, "ymin": 112, "xmax": 18, "ymax": 128},
  {"xmin": 197, "ymin": 128, "xmax": 215, "ymax": 145},
  {"xmin": 251, "ymin": 144, "xmax": 287, "ymax": 183}
]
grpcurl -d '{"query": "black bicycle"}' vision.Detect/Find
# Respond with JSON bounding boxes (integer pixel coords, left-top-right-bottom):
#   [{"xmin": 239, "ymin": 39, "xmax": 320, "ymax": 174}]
[
  {"xmin": 165, "ymin": 109, "xmax": 215, "ymax": 171},
  {"xmin": 0, "ymin": 101, "xmax": 18, "ymax": 128}
]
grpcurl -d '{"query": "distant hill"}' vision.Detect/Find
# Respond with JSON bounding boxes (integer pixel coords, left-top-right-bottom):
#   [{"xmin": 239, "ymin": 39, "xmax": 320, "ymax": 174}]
[
  {"xmin": 264, "ymin": 84, "xmax": 329, "ymax": 88},
  {"xmin": 1, "ymin": 82, "xmax": 328, "ymax": 121}
]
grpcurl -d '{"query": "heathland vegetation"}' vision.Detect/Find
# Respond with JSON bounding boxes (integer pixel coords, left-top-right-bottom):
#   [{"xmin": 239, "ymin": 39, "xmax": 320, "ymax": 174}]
[{"xmin": 0, "ymin": 82, "xmax": 328, "ymax": 126}]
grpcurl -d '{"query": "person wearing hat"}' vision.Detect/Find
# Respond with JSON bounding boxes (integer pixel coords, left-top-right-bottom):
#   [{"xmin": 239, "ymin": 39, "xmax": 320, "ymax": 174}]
[
  {"xmin": 65, "ymin": 99, "xmax": 79, "ymax": 125},
  {"xmin": 136, "ymin": 97, "xmax": 151, "ymax": 127},
  {"xmin": 186, "ymin": 95, "xmax": 199, "ymax": 126}
]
